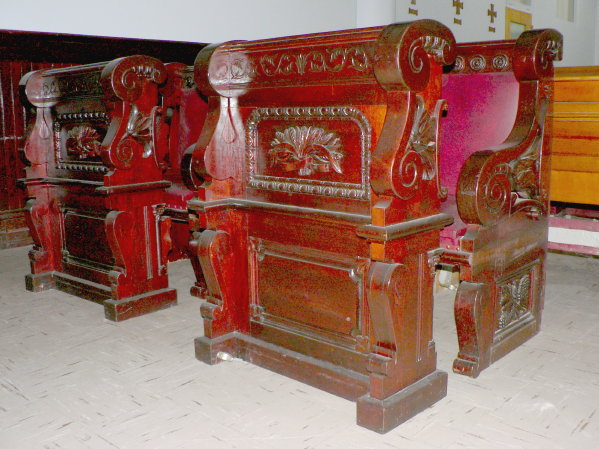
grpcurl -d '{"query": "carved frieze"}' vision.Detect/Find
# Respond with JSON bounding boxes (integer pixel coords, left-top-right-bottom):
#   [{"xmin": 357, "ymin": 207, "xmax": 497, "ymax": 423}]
[
  {"xmin": 247, "ymin": 106, "xmax": 371, "ymax": 200},
  {"xmin": 42, "ymin": 71, "xmax": 103, "ymax": 99},
  {"xmin": 260, "ymin": 47, "xmax": 371, "ymax": 76}
]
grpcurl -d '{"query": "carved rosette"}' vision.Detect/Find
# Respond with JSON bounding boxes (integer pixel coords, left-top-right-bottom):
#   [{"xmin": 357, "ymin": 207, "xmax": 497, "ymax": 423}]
[
  {"xmin": 497, "ymin": 272, "xmax": 531, "ymax": 330},
  {"xmin": 269, "ymin": 126, "xmax": 343, "ymax": 176},
  {"xmin": 452, "ymin": 53, "xmax": 511, "ymax": 74}
]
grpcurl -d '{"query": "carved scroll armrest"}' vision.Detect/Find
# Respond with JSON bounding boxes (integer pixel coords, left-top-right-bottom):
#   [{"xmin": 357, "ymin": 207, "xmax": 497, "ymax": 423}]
[
  {"xmin": 456, "ymin": 29, "xmax": 562, "ymax": 227},
  {"xmin": 99, "ymin": 56, "xmax": 168, "ymax": 171},
  {"xmin": 370, "ymin": 20, "xmax": 456, "ymax": 200}
]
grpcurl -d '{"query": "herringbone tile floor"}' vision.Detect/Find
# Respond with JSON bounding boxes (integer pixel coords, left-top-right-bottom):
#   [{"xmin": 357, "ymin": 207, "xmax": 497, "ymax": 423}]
[{"xmin": 1, "ymin": 246, "xmax": 598, "ymax": 448}]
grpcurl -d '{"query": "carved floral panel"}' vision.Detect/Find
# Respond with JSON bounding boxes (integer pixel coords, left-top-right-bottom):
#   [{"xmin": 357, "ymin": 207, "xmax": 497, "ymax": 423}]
[
  {"xmin": 497, "ymin": 271, "xmax": 532, "ymax": 330},
  {"xmin": 55, "ymin": 112, "xmax": 110, "ymax": 172},
  {"xmin": 247, "ymin": 106, "xmax": 371, "ymax": 200}
]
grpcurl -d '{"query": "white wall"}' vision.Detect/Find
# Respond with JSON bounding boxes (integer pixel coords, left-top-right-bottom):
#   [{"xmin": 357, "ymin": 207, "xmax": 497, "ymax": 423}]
[
  {"xmin": 0, "ymin": 0, "xmax": 358, "ymax": 42},
  {"xmin": 0, "ymin": 0, "xmax": 596, "ymax": 64},
  {"xmin": 531, "ymin": 0, "xmax": 598, "ymax": 66},
  {"xmin": 391, "ymin": 0, "xmax": 597, "ymax": 67},
  {"xmin": 394, "ymin": 0, "xmax": 508, "ymax": 43}
]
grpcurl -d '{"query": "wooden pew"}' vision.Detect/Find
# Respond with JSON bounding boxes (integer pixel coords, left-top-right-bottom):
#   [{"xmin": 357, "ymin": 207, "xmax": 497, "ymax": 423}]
[
  {"xmin": 0, "ymin": 30, "xmax": 203, "ymax": 250},
  {"xmin": 438, "ymin": 30, "xmax": 562, "ymax": 377},
  {"xmin": 184, "ymin": 20, "xmax": 457, "ymax": 433},
  {"xmin": 549, "ymin": 66, "xmax": 599, "ymax": 256},
  {"xmin": 20, "ymin": 56, "xmax": 189, "ymax": 321}
]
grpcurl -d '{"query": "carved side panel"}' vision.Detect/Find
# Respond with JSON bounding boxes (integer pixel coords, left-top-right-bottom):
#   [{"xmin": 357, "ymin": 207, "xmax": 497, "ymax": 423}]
[
  {"xmin": 246, "ymin": 106, "xmax": 372, "ymax": 200},
  {"xmin": 495, "ymin": 265, "xmax": 537, "ymax": 333}
]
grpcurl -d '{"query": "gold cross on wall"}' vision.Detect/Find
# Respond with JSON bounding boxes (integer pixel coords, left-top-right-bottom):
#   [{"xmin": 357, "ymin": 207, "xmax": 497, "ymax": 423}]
[
  {"xmin": 409, "ymin": 0, "xmax": 418, "ymax": 15},
  {"xmin": 488, "ymin": 4, "xmax": 497, "ymax": 23},
  {"xmin": 453, "ymin": 0, "xmax": 464, "ymax": 15}
]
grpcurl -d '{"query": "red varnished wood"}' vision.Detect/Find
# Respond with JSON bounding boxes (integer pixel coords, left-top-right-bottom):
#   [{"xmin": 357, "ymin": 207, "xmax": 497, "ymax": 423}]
[
  {"xmin": 0, "ymin": 30, "xmax": 205, "ymax": 249},
  {"xmin": 20, "ymin": 56, "xmax": 182, "ymax": 321},
  {"xmin": 186, "ymin": 20, "xmax": 456, "ymax": 433},
  {"xmin": 439, "ymin": 29, "xmax": 562, "ymax": 377}
]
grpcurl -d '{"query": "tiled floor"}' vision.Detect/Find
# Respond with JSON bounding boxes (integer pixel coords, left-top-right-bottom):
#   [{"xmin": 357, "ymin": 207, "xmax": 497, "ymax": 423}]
[{"xmin": 1, "ymin": 246, "xmax": 598, "ymax": 449}]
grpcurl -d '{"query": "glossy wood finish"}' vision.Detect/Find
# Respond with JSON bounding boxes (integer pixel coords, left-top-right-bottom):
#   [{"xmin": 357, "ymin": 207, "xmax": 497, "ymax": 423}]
[
  {"xmin": 185, "ymin": 19, "xmax": 457, "ymax": 433},
  {"xmin": 439, "ymin": 30, "xmax": 562, "ymax": 377},
  {"xmin": 20, "ymin": 56, "xmax": 183, "ymax": 321},
  {"xmin": 0, "ymin": 30, "xmax": 204, "ymax": 250}
]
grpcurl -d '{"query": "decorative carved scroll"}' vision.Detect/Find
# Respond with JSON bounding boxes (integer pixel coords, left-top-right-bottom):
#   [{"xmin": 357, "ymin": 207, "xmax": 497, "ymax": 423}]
[
  {"xmin": 101, "ymin": 55, "xmax": 167, "ymax": 102},
  {"xmin": 269, "ymin": 126, "xmax": 343, "ymax": 176},
  {"xmin": 374, "ymin": 19, "xmax": 456, "ymax": 92},
  {"xmin": 372, "ymin": 94, "xmax": 447, "ymax": 200},
  {"xmin": 513, "ymin": 29, "xmax": 563, "ymax": 81}
]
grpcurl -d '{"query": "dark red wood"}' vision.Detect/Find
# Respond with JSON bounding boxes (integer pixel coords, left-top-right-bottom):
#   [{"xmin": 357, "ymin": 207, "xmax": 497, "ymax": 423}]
[
  {"xmin": 185, "ymin": 19, "xmax": 456, "ymax": 433},
  {"xmin": 438, "ymin": 29, "xmax": 563, "ymax": 377},
  {"xmin": 20, "ymin": 56, "xmax": 188, "ymax": 321},
  {"xmin": 0, "ymin": 30, "xmax": 204, "ymax": 250}
]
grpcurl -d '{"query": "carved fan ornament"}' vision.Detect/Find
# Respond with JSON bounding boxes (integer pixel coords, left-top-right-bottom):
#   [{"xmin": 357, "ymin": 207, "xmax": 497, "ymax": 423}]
[
  {"xmin": 269, "ymin": 126, "xmax": 343, "ymax": 176},
  {"xmin": 65, "ymin": 125, "xmax": 102, "ymax": 159},
  {"xmin": 498, "ymin": 273, "xmax": 531, "ymax": 329}
]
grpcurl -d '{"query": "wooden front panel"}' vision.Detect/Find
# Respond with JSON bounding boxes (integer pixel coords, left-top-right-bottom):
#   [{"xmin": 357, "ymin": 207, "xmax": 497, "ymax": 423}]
[
  {"xmin": 249, "ymin": 238, "xmax": 366, "ymax": 348},
  {"xmin": 551, "ymin": 67, "xmax": 599, "ymax": 205},
  {"xmin": 63, "ymin": 210, "xmax": 114, "ymax": 267}
]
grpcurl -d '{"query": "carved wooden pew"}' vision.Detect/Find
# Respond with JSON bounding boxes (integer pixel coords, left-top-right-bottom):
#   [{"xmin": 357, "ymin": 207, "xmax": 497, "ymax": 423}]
[
  {"xmin": 20, "ymin": 56, "xmax": 181, "ymax": 321},
  {"xmin": 184, "ymin": 20, "xmax": 456, "ymax": 433},
  {"xmin": 438, "ymin": 30, "xmax": 562, "ymax": 377}
]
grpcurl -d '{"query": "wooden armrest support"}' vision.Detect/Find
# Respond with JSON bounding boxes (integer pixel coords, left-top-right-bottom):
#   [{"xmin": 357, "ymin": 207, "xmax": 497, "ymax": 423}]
[{"xmin": 456, "ymin": 29, "xmax": 562, "ymax": 227}]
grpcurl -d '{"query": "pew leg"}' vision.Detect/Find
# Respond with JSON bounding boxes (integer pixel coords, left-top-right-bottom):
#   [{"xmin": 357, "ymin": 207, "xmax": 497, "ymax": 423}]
[{"xmin": 452, "ymin": 281, "xmax": 493, "ymax": 378}]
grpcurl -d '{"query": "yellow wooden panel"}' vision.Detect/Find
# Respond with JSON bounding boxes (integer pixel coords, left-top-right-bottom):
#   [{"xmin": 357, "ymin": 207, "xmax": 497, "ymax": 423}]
[
  {"xmin": 553, "ymin": 102, "xmax": 599, "ymax": 114},
  {"xmin": 552, "ymin": 121, "xmax": 599, "ymax": 139},
  {"xmin": 551, "ymin": 137, "xmax": 599, "ymax": 156},
  {"xmin": 554, "ymin": 83, "xmax": 599, "ymax": 102},
  {"xmin": 551, "ymin": 171, "xmax": 599, "ymax": 204},
  {"xmin": 552, "ymin": 155, "xmax": 599, "ymax": 172},
  {"xmin": 555, "ymin": 66, "xmax": 599, "ymax": 79}
]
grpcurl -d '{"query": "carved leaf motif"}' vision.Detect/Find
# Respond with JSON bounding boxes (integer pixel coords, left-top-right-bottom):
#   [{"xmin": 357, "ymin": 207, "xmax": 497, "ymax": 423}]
[
  {"xmin": 269, "ymin": 126, "xmax": 343, "ymax": 176},
  {"xmin": 125, "ymin": 105, "xmax": 153, "ymax": 158},
  {"xmin": 498, "ymin": 274, "xmax": 530, "ymax": 329},
  {"xmin": 65, "ymin": 125, "xmax": 102, "ymax": 159}
]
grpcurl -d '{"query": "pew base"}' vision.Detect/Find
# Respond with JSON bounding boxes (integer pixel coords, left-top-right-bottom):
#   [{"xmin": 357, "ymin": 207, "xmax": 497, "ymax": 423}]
[{"xmin": 195, "ymin": 332, "xmax": 447, "ymax": 433}]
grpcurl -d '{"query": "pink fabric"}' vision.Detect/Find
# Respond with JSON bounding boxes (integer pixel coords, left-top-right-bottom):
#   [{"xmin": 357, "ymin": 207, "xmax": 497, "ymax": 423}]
[
  {"xmin": 439, "ymin": 72, "xmax": 519, "ymax": 196},
  {"xmin": 438, "ymin": 72, "xmax": 520, "ymax": 248}
]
